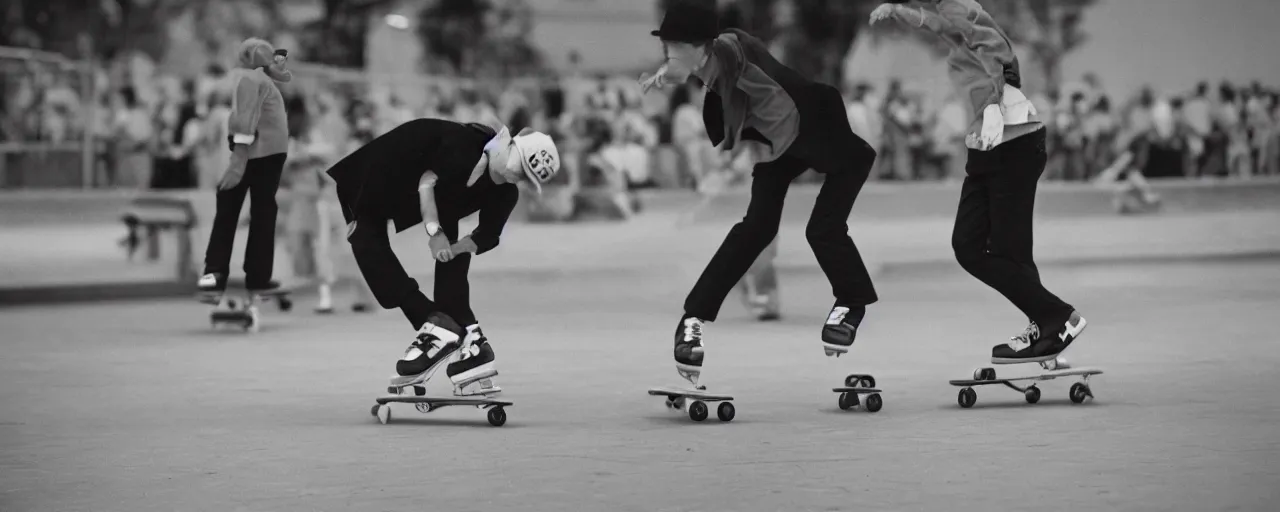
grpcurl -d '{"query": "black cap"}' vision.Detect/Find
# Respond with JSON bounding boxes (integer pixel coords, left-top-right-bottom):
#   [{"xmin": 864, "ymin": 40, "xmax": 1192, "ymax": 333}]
[{"xmin": 651, "ymin": 0, "xmax": 719, "ymax": 44}]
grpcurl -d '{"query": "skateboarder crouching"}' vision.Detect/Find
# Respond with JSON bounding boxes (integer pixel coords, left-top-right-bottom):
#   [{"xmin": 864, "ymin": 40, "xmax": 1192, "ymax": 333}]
[
  {"xmin": 326, "ymin": 119, "xmax": 560, "ymax": 396},
  {"xmin": 872, "ymin": 0, "xmax": 1087, "ymax": 365},
  {"xmin": 198, "ymin": 38, "xmax": 292, "ymax": 300},
  {"xmin": 642, "ymin": 0, "xmax": 880, "ymax": 386}
]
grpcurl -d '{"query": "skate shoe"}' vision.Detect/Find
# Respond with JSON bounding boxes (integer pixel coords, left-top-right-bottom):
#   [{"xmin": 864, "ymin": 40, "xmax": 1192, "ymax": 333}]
[
  {"xmin": 197, "ymin": 273, "xmax": 227, "ymax": 304},
  {"xmin": 673, "ymin": 316, "xmax": 705, "ymax": 385},
  {"xmin": 390, "ymin": 314, "xmax": 462, "ymax": 389},
  {"xmin": 990, "ymin": 311, "xmax": 1087, "ymax": 365},
  {"xmin": 447, "ymin": 324, "xmax": 501, "ymax": 396},
  {"xmin": 822, "ymin": 305, "xmax": 864, "ymax": 357}
]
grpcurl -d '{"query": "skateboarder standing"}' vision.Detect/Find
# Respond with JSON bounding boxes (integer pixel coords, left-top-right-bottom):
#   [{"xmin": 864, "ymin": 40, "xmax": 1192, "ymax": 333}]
[
  {"xmin": 872, "ymin": 0, "xmax": 1086, "ymax": 364},
  {"xmin": 198, "ymin": 38, "xmax": 292, "ymax": 300},
  {"xmin": 325, "ymin": 119, "xmax": 560, "ymax": 396},
  {"xmin": 642, "ymin": 0, "xmax": 880, "ymax": 386}
]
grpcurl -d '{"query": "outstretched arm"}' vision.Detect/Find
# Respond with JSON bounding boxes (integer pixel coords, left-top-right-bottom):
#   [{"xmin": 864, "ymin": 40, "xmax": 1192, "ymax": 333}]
[{"xmin": 870, "ymin": 1, "xmax": 952, "ymax": 33}]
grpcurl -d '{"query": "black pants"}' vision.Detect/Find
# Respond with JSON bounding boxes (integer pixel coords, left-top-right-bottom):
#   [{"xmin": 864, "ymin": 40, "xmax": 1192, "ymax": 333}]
[
  {"xmin": 684, "ymin": 133, "xmax": 879, "ymax": 321},
  {"xmin": 953, "ymin": 129, "xmax": 1073, "ymax": 328},
  {"xmin": 203, "ymin": 153, "xmax": 286, "ymax": 288},
  {"xmin": 346, "ymin": 217, "xmax": 475, "ymax": 330}
]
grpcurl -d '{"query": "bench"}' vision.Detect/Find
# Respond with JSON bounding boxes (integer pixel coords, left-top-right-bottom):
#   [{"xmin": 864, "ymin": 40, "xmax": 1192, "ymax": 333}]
[{"xmin": 120, "ymin": 196, "xmax": 198, "ymax": 283}]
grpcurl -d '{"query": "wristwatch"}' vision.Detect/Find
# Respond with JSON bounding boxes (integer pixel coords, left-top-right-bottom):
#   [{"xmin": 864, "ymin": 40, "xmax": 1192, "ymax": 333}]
[{"xmin": 426, "ymin": 222, "xmax": 441, "ymax": 237}]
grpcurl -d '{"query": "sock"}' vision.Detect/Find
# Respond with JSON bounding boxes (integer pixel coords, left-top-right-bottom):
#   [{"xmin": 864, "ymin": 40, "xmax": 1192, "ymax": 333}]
[{"xmin": 400, "ymin": 291, "xmax": 435, "ymax": 330}]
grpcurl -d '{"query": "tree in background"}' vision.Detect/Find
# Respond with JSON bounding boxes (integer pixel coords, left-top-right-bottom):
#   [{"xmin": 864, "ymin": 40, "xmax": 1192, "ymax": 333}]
[
  {"xmin": 655, "ymin": 0, "xmax": 1096, "ymax": 93},
  {"xmin": 872, "ymin": 0, "xmax": 1097, "ymax": 94},
  {"xmin": 1, "ymin": 0, "xmax": 282, "ymax": 63},
  {"xmin": 297, "ymin": 0, "xmax": 398, "ymax": 68},
  {"xmin": 415, "ymin": 0, "xmax": 542, "ymax": 79}
]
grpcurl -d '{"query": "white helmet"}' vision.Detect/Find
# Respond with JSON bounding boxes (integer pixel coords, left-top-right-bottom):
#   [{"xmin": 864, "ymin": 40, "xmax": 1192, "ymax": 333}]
[{"xmin": 511, "ymin": 131, "xmax": 561, "ymax": 194}]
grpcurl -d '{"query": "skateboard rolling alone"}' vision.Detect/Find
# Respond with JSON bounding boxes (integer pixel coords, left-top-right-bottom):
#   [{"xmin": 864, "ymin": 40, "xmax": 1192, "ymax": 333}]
[
  {"xmin": 950, "ymin": 356, "xmax": 1103, "ymax": 408},
  {"xmin": 198, "ymin": 284, "xmax": 293, "ymax": 332},
  {"xmin": 648, "ymin": 386, "xmax": 736, "ymax": 422},
  {"xmin": 373, "ymin": 384, "xmax": 512, "ymax": 427},
  {"xmin": 830, "ymin": 373, "xmax": 884, "ymax": 413}
]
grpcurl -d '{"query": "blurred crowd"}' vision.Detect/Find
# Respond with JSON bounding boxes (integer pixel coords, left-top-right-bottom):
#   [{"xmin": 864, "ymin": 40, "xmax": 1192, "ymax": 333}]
[
  {"xmin": 846, "ymin": 74, "xmax": 1280, "ymax": 183},
  {"xmin": 5, "ymin": 52, "xmax": 1280, "ymax": 205}
]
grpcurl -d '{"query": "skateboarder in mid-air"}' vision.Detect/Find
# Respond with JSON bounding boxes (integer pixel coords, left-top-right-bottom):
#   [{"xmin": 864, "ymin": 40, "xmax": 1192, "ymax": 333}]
[
  {"xmin": 198, "ymin": 38, "xmax": 292, "ymax": 300},
  {"xmin": 642, "ymin": 0, "xmax": 880, "ymax": 386},
  {"xmin": 872, "ymin": 0, "xmax": 1086, "ymax": 365},
  {"xmin": 326, "ymin": 118, "xmax": 560, "ymax": 396}
]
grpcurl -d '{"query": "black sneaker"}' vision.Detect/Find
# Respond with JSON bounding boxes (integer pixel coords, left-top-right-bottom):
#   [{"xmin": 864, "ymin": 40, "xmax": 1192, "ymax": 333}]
[
  {"xmin": 991, "ymin": 311, "xmax": 1088, "ymax": 365},
  {"xmin": 392, "ymin": 315, "xmax": 462, "ymax": 384},
  {"xmin": 1040, "ymin": 311, "xmax": 1088, "ymax": 357},
  {"xmin": 447, "ymin": 325, "xmax": 499, "ymax": 395},
  {"xmin": 822, "ymin": 305, "xmax": 863, "ymax": 357},
  {"xmin": 673, "ymin": 316, "xmax": 705, "ymax": 385},
  {"xmin": 991, "ymin": 321, "xmax": 1041, "ymax": 364}
]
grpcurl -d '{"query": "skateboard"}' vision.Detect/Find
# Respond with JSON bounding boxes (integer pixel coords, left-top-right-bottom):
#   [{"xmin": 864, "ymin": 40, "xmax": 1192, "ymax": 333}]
[
  {"xmin": 198, "ymin": 286, "xmax": 293, "ymax": 332},
  {"xmin": 648, "ymin": 386, "xmax": 736, "ymax": 422},
  {"xmin": 830, "ymin": 373, "xmax": 884, "ymax": 413},
  {"xmin": 373, "ymin": 385, "xmax": 512, "ymax": 427},
  {"xmin": 950, "ymin": 359, "xmax": 1103, "ymax": 408}
]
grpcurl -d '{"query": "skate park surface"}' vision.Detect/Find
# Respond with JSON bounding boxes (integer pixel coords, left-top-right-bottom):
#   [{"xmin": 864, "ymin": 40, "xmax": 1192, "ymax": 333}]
[
  {"xmin": 2, "ymin": 182, "xmax": 1279, "ymax": 511},
  {"xmin": 3, "ymin": 250, "xmax": 1279, "ymax": 510}
]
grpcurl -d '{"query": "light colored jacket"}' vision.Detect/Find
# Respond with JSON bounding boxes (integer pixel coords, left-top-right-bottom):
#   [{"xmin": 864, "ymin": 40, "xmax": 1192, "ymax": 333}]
[
  {"xmin": 907, "ymin": 0, "xmax": 1042, "ymax": 148},
  {"xmin": 228, "ymin": 39, "xmax": 290, "ymax": 159}
]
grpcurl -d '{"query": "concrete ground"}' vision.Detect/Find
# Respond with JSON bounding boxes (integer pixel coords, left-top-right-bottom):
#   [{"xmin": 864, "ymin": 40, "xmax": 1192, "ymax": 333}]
[{"xmin": 2, "ymin": 256, "xmax": 1278, "ymax": 511}]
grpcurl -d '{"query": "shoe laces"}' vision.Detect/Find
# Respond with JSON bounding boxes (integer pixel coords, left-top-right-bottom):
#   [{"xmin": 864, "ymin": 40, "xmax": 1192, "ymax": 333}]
[
  {"xmin": 1011, "ymin": 322, "xmax": 1040, "ymax": 347},
  {"xmin": 409, "ymin": 330, "xmax": 448, "ymax": 358},
  {"xmin": 827, "ymin": 306, "xmax": 849, "ymax": 325},
  {"xmin": 684, "ymin": 319, "xmax": 703, "ymax": 344}
]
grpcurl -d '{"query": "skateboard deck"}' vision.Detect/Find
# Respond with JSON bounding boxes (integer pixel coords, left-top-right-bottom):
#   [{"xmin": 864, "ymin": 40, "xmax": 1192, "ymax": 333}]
[
  {"xmin": 830, "ymin": 373, "xmax": 884, "ymax": 412},
  {"xmin": 951, "ymin": 366, "xmax": 1103, "ymax": 408},
  {"xmin": 372, "ymin": 395, "xmax": 512, "ymax": 427},
  {"xmin": 648, "ymin": 386, "xmax": 736, "ymax": 422}
]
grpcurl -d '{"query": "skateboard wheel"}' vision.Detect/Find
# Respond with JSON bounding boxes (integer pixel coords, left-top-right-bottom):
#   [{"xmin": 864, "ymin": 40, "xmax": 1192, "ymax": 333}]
[
  {"xmin": 865, "ymin": 393, "xmax": 883, "ymax": 413},
  {"xmin": 1069, "ymin": 383, "xmax": 1090, "ymax": 404},
  {"xmin": 413, "ymin": 386, "xmax": 426, "ymax": 397},
  {"xmin": 973, "ymin": 368, "xmax": 996, "ymax": 381},
  {"xmin": 376, "ymin": 404, "xmax": 391, "ymax": 424},
  {"xmin": 958, "ymin": 388, "xmax": 977, "ymax": 409},
  {"xmin": 414, "ymin": 402, "xmax": 431, "ymax": 413},
  {"xmin": 370, "ymin": 404, "xmax": 380, "ymax": 417},
  {"xmin": 717, "ymin": 402, "xmax": 735, "ymax": 422},
  {"xmin": 487, "ymin": 407, "xmax": 507, "ymax": 427},
  {"xmin": 278, "ymin": 297, "xmax": 293, "ymax": 312},
  {"xmin": 688, "ymin": 401, "xmax": 708, "ymax": 422},
  {"xmin": 1024, "ymin": 385, "xmax": 1041, "ymax": 404},
  {"xmin": 838, "ymin": 391, "xmax": 857, "ymax": 411}
]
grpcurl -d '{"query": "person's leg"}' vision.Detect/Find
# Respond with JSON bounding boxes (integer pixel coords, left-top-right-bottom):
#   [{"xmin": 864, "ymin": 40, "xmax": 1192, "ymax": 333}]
[
  {"xmin": 739, "ymin": 236, "xmax": 781, "ymax": 321},
  {"xmin": 675, "ymin": 155, "xmax": 806, "ymax": 384},
  {"xmin": 346, "ymin": 216, "xmax": 463, "ymax": 380},
  {"xmin": 683, "ymin": 156, "xmax": 805, "ymax": 321},
  {"xmin": 800, "ymin": 116, "xmax": 879, "ymax": 356},
  {"xmin": 984, "ymin": 132, "xmax": 1083, "ymax": 362},
  {"xmin": 243, "ymin": 153, "xmax": 286, "ymax": 291},
  {"xmin": 200, "ymin": 162, "xmax": 252, "ymax": 294},
  {"xmin": 313, "ymin": 197, "xmax": 336, "ymax": 313}
]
